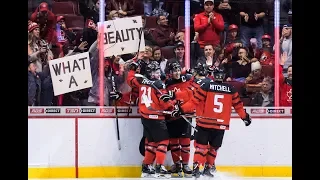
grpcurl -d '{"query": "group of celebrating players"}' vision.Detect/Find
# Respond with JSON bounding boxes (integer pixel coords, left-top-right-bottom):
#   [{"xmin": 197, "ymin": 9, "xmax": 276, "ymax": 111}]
[{"xmin": 110, "ymin": 58, "xmax": 252, "ymax": 179}]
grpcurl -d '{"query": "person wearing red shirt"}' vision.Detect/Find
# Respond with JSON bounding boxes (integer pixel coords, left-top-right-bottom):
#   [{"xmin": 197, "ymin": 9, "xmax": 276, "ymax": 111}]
[{"xmin": 193, "ymin": 0, "xmax": 224, "ymax": 55}]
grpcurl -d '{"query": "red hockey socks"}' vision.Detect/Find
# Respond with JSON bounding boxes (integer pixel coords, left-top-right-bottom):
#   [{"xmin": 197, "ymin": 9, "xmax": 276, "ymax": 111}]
[
  {"xmin": 180, "ymin": 138, "xmax": 190, "ymax": 164},
  {"xmin": 143, "ymin": 139, "xmax": 156, "ymax": 165},
  {"xmin": 156, "ymin": 140, "xmax": 169, "ymax": 165},
  {"xmin": 169, "ymin": 138, "xmax": 181, "ymax": 163},
  {"xmin": 206, "ymin": 146, "xmax": 218, "ymax": 167},
  {"xmin": 193, "ymin": 143, "xmax": 208, "ymax": 166}
]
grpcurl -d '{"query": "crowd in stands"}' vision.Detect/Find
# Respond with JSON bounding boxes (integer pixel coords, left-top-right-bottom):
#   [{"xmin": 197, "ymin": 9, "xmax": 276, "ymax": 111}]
[{"xmin": 28, "ymin": 0, "xmax": 292, "ymax": 107}]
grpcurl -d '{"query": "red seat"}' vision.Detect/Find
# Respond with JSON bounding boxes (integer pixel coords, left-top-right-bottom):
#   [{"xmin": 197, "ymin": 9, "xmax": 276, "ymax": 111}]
[
  {"xmin": 160, "ymin": 46, "xmax": 175, "ymax": 59},
  {"xmin": 177, "ymin": 16, "xmax": 185, "ymax": 32},
  {"xmin": 145, "ymin": 16, "xmax": 158, "ymax": 29},
  {"xmin": 56, "ymin": 14, "xmax": 84, "ymax": 29},
  {"xmin": 52, "ymin": 1, "xmax": 77, "ymax": 15},
  {"xmin": 262, "ymin": 65, "xmax": 275, "ymax": 78}
]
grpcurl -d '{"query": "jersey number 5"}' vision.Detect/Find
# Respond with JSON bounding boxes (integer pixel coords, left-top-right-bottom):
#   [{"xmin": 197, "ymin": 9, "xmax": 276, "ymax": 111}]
[
  {"xmin": 213, "ymin": 94, "xmax": 224, "ymax": 113},
  {"xmin": 141, "ymin": 86, "xmax": 152, "ymax": 104}
]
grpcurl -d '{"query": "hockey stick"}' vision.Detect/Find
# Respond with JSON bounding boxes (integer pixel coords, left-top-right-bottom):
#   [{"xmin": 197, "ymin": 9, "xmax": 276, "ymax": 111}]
[
  {"xmin": 141, "ymin": 95, "xmax": 197, "ymax": 132},
  {"xmin": 111, "ymin": 75, "xmax": 121, "ymax": 150}
]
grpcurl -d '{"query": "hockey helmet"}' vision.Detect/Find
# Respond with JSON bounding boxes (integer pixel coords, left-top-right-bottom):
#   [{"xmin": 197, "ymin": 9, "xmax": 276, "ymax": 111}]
[
  {"xmin": 168, "ymin": 62, "xmax": 181, "ymax": 73},
  {"xmin": 194, "ymin": 62, "xmax": 208, "ymax": 76},
  {"xmin": 145, "ymin": 61, "xmax": 161, "ymax": 79},
  {"xmin": 262, "ymin": 34, "xmax": 271, "ymax": 41},
  {"xmin": 228, "ymin": 24, "xmax": 238, "ymax": 31},
  {"xmin": 213, "ymin": 68, "xmax": 226, "ymax": 82}
]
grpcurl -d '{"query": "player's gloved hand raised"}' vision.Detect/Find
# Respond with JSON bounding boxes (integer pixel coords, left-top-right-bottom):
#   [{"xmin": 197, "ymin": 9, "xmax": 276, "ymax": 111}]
[
  {"xmin": 242, "ymin": 113, "xmax": 252, "ymax": 126},
  {"xmin": 110, "ymin": 91, "xmax": 122, "ymax": 101},
  {"xmin": 129, "ymin": 61, "xmax": 139, "ymax": 71},
  {"xmin": 159, "ymin": 90, "xmax": 175, "ymax": 102},
  {"xmin": 171, "ymin": 102, "xmax": 184, "ymax": 117}
]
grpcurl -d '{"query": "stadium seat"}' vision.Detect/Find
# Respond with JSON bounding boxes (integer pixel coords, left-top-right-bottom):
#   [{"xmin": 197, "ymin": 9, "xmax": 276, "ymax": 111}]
[
  {"xmin": 262, "ymin": 65, "xmax": 275, "ymax": 78},
  {"xmin": 133, "ymin": 0, "xmax": 144, "ymax": 15},
  {"xmin": 178, "ymin": 16, "xmax": 185, "ymax": 32},
  {"xmin": 56, "ymin": 14, "xmax": 84, "ymax": 29},
  {"xmin": 52, "ymin": 1, "xmax": 78, "ymax": 15},
  {"xmin": 145, "ymin": 16, "xmax": 158, "ymax": 29},
  {"xmin": 161, "ymin": 46, "xmax": 175, "ymax": 59}
]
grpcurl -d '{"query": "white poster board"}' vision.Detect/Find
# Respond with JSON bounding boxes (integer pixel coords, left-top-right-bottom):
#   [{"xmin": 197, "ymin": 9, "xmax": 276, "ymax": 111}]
[
  {"xmin": 101, "ymin": 16, "xmax": 145, "ymax": 57},
  {"xmin": 49, "ymin": 52, "xmax": 93, "ymax": 96}
]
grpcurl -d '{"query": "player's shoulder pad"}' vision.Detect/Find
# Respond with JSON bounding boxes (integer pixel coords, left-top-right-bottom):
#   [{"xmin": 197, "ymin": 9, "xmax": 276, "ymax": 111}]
[
  {"xmin": 181, "ymin": 74, "xmax": 192, "ymax": 82},
  {"xmin": 198, "ymin": 79, "xmax": 213, "ymax": 91},
  {"xmin": 153, "ymin": 79, "xmax": 166, "ymax": 90},
  {"xmin": 204, "ymin": 81, "xmax": 235, "ymax": 94},
  {"xmin": 222, "ymin": 82, "xmax": 237, "ymax": 94},
  {"xmin": 165, "ymin": 78, "xmax": 174, "ymax": 86}
]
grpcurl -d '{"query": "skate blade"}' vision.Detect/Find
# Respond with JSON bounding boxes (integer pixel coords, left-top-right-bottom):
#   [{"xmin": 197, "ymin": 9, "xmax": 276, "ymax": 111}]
[
  {"xmin": 155, "ymin": 174, "xmax": 171, "ymax": 179},
  {"xmin": 141, "ymin": 173, "xmax": 155, "ymax": 178}
]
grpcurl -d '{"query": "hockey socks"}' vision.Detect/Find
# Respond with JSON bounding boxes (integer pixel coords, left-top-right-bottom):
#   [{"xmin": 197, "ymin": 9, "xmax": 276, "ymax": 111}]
[
  {"xmin": 206, "ymin": 146, "xmax": 219, "ymax": 167},
  {"xmin": 180, "ymin": 138, "xmax": 190, "ymax": 164},
  {"xmin": 143, "ymin": 139, "xmax": 156, "ymax": 165},
  {"xmin": 193, "ymin": 143, "xmax": 208, "ymax": 166},
  {"xmin": 169, "ymin": 138, "xmax": 181, "ymax": 163},
  {"xmin": 156, "ymin": 140, "xmax": 169, "ymax": 165}
]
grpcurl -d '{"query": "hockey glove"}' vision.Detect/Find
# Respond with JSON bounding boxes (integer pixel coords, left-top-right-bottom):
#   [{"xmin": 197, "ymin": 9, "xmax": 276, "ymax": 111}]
[
  {"xmin": 129, "ymin": 61, "xmax": 139, "ymax": 71},
  {"xmin": 171, "ymin": 102, "xmax": 184, "ymax": 118},
  {"xmin": 159, "ymin": 90, "xmax": 175, "ymax": 102},
  {"xmin": 242, "ymin": 113, "xmax": 252, "ymax": 126},
  {"xmin": 110, "ymin": 91, "xmax": 122, "ymax": 101}
]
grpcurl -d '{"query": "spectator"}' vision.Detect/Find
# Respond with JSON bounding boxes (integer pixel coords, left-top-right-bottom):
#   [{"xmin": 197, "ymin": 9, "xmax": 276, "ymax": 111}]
[
  {"xmin": 196, "ymin": 44, "xmax": 217, "ymax": 67},
  {"xmin": 151, "ymin": 15, "xmax": 176, "ymax": 47},
  {"xmin": 279, "ymin": 52, "xmax": 292, "ymax": 106},
  {"xmin": 174, "ymin": 31, "xmax": 185, "ymax": 44},
  {"xmin": 255, "ymin": 34, "xmax": 274, "ymax": 65},
  {"xmin": 224, "ymin": 24, "xmax": 243, "ymax": 60},
  {"xmin": 80, "ymin": 0, "xmax": 106, "ymax": 24},
  {"xmin": 215, "ymin": 0, "xmax": 237, "ymax": 45},
  {"xmin": 150, "ymin": 0, "xmax": 169, "ymax": 17},
  {"xmin": 224, "ymin": 47, "xmax": 252, "ymax": 82},
  {"xmin": 245, "ymin": 60, "xmax": 264, "ymax": 84},
  {"xmin": 82, "ymin": 19, "xmax": 98, "ymax": 51},
  {"xmin": 152, "ymin": 46, "xmax": 168, "ymax": 74},
  {"xmin": 106, "ymin": 0, "xmax": 135, "ymax": 18},
  {"xmin": 30, "ymin": 2, "xmax": 56, "ymax": 44},
  {"xmin": 280, "ymin": 24, "xmax": 292, "ymax": 74},
  {"xmin": 165, "ymin": 41, "xmax": 185, "ymax": 73},
  {"xmin": 54, "ymin": 16, "xmax": 76, "ymax": 57},
  {"xmin": 266, "ymin": 0, "xmax": 292, "ymax": 43},
  {"xmin": 250, "ymin": 76, "xmax": 274, "ymax": 107},
  {"xmin": 193, "ymin": 0, "xmax": 224, "ymax": 55},
  {"xmin": 28, "ymin": 56, "xmax": 52, "ymax": 106},
  {"xmin": 141, "ymin": 16, "xmax": 158, "ymax": 46},
  {"xmin": 28, "ymin": 22, "xmax": 53, "ymax": 72},
  {"xmin": 239, "ymin": 0, "xmax": 266, "ymax": 48}
]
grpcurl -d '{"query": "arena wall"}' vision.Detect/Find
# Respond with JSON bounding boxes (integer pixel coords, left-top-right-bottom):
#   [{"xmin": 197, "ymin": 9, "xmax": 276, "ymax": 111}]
[{"xmin": 28, "ymin": 106, "xmax": 292, "ymax": 178}]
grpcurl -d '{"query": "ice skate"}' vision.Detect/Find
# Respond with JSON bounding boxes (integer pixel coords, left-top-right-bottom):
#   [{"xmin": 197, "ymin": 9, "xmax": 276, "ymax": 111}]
[
  {"xmin": 202, "ymin": 163, "xmax": 217, "ymax": 178},
  {"xmin": 141, "ymin": 164, "xmax": 155, "ymax": 178},
  {"xmin": 169, "ymin": 162, "xmax": 183, "ymax": 177},
  {"xmin": 192, "ymin": 162, "xmax": 201, "ymax": 179},
  {"xmin": 155, "ymin": 164, "xmax": 171, "ymax": 178},
  {"xmin": 182, "ymin": 164, "xmax": 193, "ymax": 178}
]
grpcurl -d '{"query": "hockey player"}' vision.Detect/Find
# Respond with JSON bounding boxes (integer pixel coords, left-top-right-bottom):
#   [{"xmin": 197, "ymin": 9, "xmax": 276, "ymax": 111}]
[
  {"xmin": 127, "ymin": 60, "xmax": 173, "ymax": 178},
  {"xmin": 171, "ymin": 68, "xmax": 252, "ymax": 178},
  {"xmin": 162, "ymin": 62, "xmax": 193, "ymax": 177}
]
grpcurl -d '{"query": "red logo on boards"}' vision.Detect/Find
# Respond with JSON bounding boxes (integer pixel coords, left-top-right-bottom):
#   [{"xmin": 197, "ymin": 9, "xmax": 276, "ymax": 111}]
[
  {"xmin": 290, "ymin": 109, "xmax": 292, "ymax": 114},
  {"xmin": 66, "ymin": 108, "xmax": 80, "ymax": 113},
  {"xmin": 30, "ymin": 108, "xmax": 44, "ymax": 114},
  {"xmin": 100, "ymin": 108, "xmax": 115, "ymax": 113},
  {"xmin": 251, "ymin": 109, "xmax": 266, "ymax": 114}
]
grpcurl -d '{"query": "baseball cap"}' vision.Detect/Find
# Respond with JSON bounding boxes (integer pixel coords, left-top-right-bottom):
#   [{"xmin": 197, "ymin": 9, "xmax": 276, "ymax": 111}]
[
  {"xmin": 39, "ymin": 2, "xmax": 49, "ymax": 12},
  {"xmin": 283, "ymin": 24, "xmax": 292, "ymax": 28},
  {"xmin": 204, "ymin": 0, "xmax": 214, "ymax": 3},
  {"xmin": 175, "ymin": 41, "xmax": 185, "ymax": 48}
]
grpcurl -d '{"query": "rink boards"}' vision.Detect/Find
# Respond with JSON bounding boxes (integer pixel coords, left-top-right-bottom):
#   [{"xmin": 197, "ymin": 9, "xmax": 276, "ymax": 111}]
[{"xmin": 28, "ymin": 106, "xmax": 292, "ymax": 178}]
